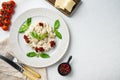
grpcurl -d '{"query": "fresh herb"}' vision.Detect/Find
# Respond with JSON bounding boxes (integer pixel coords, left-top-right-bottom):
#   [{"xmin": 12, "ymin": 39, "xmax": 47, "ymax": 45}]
[
  {"xmin": 26, "ymin": 52, "xmax": 50, "ymax": 58},
  {"xmin": 54, "ymin": 20, "xmax": 62, "ymax": 39},
  {"xmin": 26, "ymin": 18, "xmax": 31, "ymax": 26},
  {"xmin": 19, "ymin": 18, "xmax": 32, "ymax": 33},
  {"xmin": 30, "ymin": 31, "xmax": 40, "ymax": 40},
  {"xmin": 54, "ymin": 19, "xmax": 60, "ymax": 30},
  {"xmin": 39, "ymin": 53, "xmax": 50, "ymax": 58},
  {"xmin": 54, "ymin": 29, "xmax": 62, "ymax": 39},
  {"xmin": 30, "ymin": 31, "xmax": 48, "ymax": 40},
  {"xmin": 40, "ymin": 33, "xmax": 48, "ymax": 40},
  {"xmin": 27, "ymin": 52, "xmax": 37, "ymax": 57}
]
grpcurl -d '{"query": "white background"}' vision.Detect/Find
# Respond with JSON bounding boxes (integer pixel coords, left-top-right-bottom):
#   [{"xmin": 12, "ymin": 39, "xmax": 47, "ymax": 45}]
[{"xmin": 0, "ymin": 0, "xmax": 120, "ymax": 80}]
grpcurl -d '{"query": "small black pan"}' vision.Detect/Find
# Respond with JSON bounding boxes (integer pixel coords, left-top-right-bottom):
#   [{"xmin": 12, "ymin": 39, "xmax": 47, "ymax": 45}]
[{"xmin": 58, "ymin": 56, "xmax": 72, "ymax": 76}]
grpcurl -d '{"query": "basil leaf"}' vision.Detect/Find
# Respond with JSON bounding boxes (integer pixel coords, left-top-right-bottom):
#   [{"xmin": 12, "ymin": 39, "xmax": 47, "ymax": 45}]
[
  {"xmin": 40, "ymin": 33, "xmax": 48, "ymax": 40},
  {"xmin": 19, "ymin": 25, "xmax": 28, "ymax": 33},
  {"xmin": 26, "ymin": 52, "xmax": 50, "ymax": 58},
  {"xmin": 54, "ymin": 20, "xmax": 60, "ymax": 30},
  {"xmin": 27, "ymin": 52, "xmax": 37, "ymax": 57},
  {"xmin": 30, "ymin": 31, "xmax": 40, "ymax": 40},
  {"xmin": 19, "ymin": 18, "xmax": 32, "ymax": 33},
  {"xmin": 26, "ymin": 18, "xmax": 31, "ymax": 26},
  {"xmin": 39, "ymin": 53, "xmax": 50, "ymax": 58},
  {"xmin": 54, "ymin": 30, "xmax": 62, "ymax": 39}
]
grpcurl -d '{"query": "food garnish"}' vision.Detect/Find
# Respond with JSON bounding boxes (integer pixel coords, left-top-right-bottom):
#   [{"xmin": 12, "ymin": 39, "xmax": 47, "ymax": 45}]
[
  {"xmin": 19, "ymin": 18, "xmax": 31, "ymax": 33},
  {"xmin": 30, "ymin": 31, "xmax": 41, "ymax": 40},
  {"xmin": 27, "ymin": 52, "xmax": 37, "ymax": 57},
  {"xmin": 54, "ymin": 19, "xmax": 60, "ymax": 29},
  {"xmin": 54, "ymin": 29, "xmax": 62, "ymax": 39},
  {"xmin": 30, "ymin": 32, "xmax": 48, "ymax": 40},
  {"xmin": 39, "ymin": 53, "xmax": 50, "ymax": 58},
  {"xmin": 27, "ymin": 52, "xmax": 50, "ymax": 58},
  {"xmin": 54, "ymin": 20, "xmax": 62, "ymax": 39}
]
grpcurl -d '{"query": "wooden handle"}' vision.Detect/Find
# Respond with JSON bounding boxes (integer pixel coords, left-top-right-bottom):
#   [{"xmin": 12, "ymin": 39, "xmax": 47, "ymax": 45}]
[
  {"xmin": 23, "ymin": 65, "xmax": 41, "ymax": 78},
  {"xmin": 23, "ymin": 70, "xmax": 39, "ymax": 80}
]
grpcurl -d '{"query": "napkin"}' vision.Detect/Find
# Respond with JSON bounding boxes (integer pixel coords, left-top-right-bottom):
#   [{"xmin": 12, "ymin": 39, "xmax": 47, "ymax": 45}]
[{"xmin": 0, "ymin": 37, "xmax": 47, "ymax": 80}]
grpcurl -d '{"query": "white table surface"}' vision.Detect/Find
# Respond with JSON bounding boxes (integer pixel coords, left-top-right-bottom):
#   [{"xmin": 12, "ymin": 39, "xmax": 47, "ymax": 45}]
[{"xmin": 0, "ymin": 0, "xmax": 120, "ymax": 80}]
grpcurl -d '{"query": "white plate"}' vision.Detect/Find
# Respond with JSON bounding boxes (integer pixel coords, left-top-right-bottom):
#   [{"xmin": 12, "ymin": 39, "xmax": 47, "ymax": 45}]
[{"xmin": 9, "ymin": 8, "xmax": 70, "ymax": 67}]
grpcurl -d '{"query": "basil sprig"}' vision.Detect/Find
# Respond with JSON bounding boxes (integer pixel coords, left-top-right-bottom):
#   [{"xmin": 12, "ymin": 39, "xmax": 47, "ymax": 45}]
[
  {"xmin": 40, "ymin": 33, "xmax": 48, "ymax": 40},
  {"xmin": 54, "ymin": 20, "xmax": 60, "ymax": 29},
  {"xmin": 39, "ymin": 53, "xmax": 50, "ymax": 58},
  {"xmin": 27, "ymin": 52, "xmax": 50, "ymax": 58},
  {"xmin": 27, "ymin": 52, "xmax": 37, "ymax": 57},
  {"xmin": 19, "ymin": 18, "xmax": 32, "ymax": 33},
  {"xmin": 54, "ymin": 20, "xmax": 62, "ymax": 39},
  {"xmin": 26, "ymin": 18, "xmax": 31, "ymax": 26},
  {"xmin": 30, "ymin": 31, "xmax": 48, "ymax": 40},
  {"xmin": 54, "ymin": 29, "xmax": 62, "ymax": 39},
  {"xmin": 30, "ymin": 31, "xmax": 40, "ymax": 40}
]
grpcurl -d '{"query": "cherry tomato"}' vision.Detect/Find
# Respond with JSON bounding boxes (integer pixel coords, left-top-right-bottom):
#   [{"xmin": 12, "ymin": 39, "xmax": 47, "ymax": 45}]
[
  {"xmin": 2, "ymin": 25, "xmax": 9, "ymax": 31},
  {"xmin": 50, "ymin": 41, "xmax": 56, "ymax": 47},
  {"xmin": 0, "ymin": 16, "xmax": 3, "ymax": 21},
  {"xmin": 0, "ymin": 0, "xmax": 16, "ymax": 31},
  {"xmin": 8, "ymin": 0, "xmax": 16, "ymax": 8},
  {"xmin": 4, "ymin": 7, "xmax": 14, "ymax": 14},
  {"xmin": 0, "ymin": 9, "xmax": 5, "ymax": 15},
  {"xmin": 24, "ymin": 35, "xmax": 30, "ymax": 43},
  {"xmin": 2, "ymin": 12, "xmax": 11, "ymax": 19},
  {"xmin": 0, "ymin": 16, "xmax": 4, "ymax": 26},
  {"xmin": 3, "ymin": 18, "xmax": 11, "ymax": 25},
  {"xmin": 2, "ymin": 2, "xmax": 7, "ymax": 9},
  {"xmin": 35, "ymin": 47, "xmax": 45, "ymax": 52},
  {"xmin": 0, "ymin": 21, "xmax": 3, "ymax": 26},
  {"xmin": 0, "ymin": 9, "xmax": 9, "ymax": 16}
]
